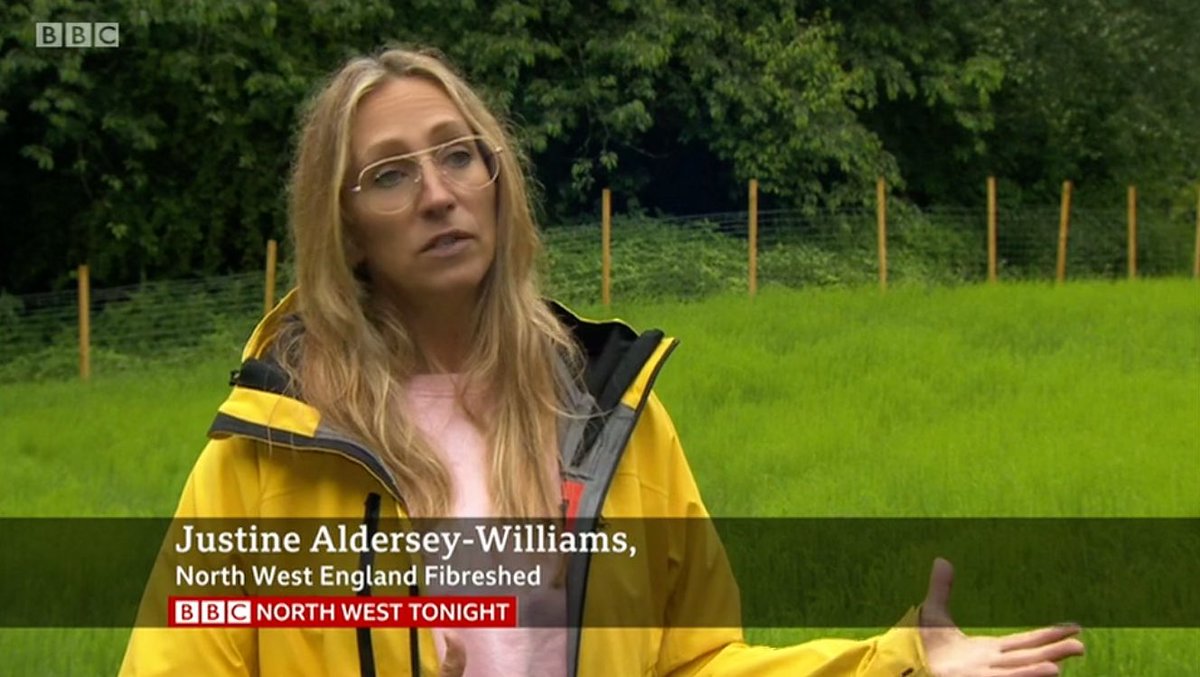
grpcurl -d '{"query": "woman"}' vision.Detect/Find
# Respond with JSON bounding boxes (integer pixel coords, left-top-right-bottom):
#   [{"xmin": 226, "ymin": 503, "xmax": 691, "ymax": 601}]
[{"xmin": 120, "ymin": 47, "xmax": 1084, "ymax": 676}]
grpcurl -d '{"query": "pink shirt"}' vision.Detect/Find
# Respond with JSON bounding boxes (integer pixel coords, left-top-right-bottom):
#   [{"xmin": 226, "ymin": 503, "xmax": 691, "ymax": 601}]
[{"xmin": 402, "ymin": 374, "xmax": 567, "ymax": 677}]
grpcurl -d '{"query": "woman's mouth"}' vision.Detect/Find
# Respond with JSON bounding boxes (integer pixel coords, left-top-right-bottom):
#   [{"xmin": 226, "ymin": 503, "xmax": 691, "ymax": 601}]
[{"xmin": 422, "ymin": 232, "xmax": 473, "ymax": 256}]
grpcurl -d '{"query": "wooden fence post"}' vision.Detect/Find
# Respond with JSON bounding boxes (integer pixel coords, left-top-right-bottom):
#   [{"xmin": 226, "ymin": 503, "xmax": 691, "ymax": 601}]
[
  {"xmin": 1194, "ymin": 184, "xmax": 1200, "ymax": 280},
  {"xmin": 1127, "ymin": 186, "xmax": 1137, "ymax": 280},
  {"xmin": 1056, "ymin": 180, "xmax": 1073, "ymax": 284},
  {"xmin": 748, "ymin": 179, "xmax": 758, "ymax": 297},
  {"xmin": 876, "ymin": 177, "xmax": 888, "ymax": 291},
  {"xmin": 987, "ymin": 176, "xmax": 998, "ymax": 283},
  {"xmin": 602, "ymin": 188, "xmax": 612, "ymax": 307},
  {"xmin": 264, "ymin": 239, "xmax": 278, "ymax": 316},
  {"xmin": 78, "ymin": 264, "xmax": 90, "ymax": 382}
]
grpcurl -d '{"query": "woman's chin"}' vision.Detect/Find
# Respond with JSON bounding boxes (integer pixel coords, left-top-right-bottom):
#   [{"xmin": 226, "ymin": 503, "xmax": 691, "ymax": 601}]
[{"xmin": 400, "ymin": 275, "xmax": 489, "ymax": 308}]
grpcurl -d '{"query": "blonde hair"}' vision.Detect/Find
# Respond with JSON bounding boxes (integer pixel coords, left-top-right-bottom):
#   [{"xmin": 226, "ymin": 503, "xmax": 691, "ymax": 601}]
[{"xmin": 277, "ymin": 46, "xmax": 584, "ymax": 518}]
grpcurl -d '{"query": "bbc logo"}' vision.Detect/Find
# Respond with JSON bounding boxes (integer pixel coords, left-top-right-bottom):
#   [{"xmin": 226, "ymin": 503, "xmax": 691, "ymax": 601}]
[
  {"xmin": 173, "ymin": 599, "xmax": 252, "ymax": 626},
  {"xmin": 35, "ymin": 22, "xmax": 120, "ymax": 48}
]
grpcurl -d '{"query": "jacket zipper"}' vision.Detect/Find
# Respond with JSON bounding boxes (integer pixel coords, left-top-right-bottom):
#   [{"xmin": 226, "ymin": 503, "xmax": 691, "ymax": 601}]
[
  {"xmin": 357, "ymin": 492, "xmax": 381, "ymax": 677},
  {"xmin": 351, "ymin": 493, "xmax": 425, "ymax": 676}
]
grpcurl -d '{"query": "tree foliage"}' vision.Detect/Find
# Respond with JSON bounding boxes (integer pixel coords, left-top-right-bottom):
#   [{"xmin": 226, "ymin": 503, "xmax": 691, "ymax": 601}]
[{"xmin": 1, "ymin": 0, "xmax": 1195, "ymax": 292}]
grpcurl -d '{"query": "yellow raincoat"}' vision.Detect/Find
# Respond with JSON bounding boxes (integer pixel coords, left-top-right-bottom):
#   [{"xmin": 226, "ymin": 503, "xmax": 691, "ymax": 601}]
[{"xmin": 119, "ymin": 292, "xmax": 930, "ymax": 676}]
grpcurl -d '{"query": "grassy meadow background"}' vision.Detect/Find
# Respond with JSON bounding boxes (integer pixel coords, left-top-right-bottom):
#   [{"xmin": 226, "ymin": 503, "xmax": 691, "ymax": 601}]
[{"xmin": 1, "ymin": 279, "xmax": 1197, "ymax": 674}]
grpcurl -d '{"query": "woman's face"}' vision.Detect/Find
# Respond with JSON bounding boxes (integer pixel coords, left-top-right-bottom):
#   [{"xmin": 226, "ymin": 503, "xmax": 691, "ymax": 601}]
[{"xmin": 345, "ymin": 76, "xmax": 498, "ymax": 309}]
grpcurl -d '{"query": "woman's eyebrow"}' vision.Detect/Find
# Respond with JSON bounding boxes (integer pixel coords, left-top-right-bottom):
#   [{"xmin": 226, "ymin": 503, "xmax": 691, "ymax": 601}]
[{"xmin": 361, "ymin": 120, "xmax": 474, "ymax": 163}]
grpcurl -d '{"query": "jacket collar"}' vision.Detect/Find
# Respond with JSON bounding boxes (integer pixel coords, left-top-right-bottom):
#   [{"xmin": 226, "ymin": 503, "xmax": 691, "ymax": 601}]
[{"xmin": 212, "ymin": 289, "xmax": 678, "ymax": 495}]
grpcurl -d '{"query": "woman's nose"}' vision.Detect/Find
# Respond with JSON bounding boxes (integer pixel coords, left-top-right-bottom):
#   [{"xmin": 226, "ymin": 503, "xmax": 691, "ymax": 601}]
[{"xmin": 415, "ymin": 156, "xmax": 456, "ymax": 214}]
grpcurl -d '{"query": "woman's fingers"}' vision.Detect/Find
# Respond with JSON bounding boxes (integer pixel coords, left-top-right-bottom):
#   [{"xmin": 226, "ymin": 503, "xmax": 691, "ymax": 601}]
[
  {"xmin": 994, "ymin": 636, "xmax": 1085, "ymax": 669},
  {"xmin": 997, "ymin": 624, "xmax": 1083, "ymax": 652},
  {"xmin": 916, "ymin": 561, "xmax": 1085, "ymax": 677}
]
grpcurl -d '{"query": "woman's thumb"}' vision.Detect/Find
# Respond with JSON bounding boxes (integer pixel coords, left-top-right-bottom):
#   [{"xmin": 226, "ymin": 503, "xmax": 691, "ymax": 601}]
[
  {"xmin": 439, "ymin": 631, "xmax": 467, "ymax": 677},
  {"xmin": 920, "ymin": 557, "xmax": 956, "ymax": 628}
]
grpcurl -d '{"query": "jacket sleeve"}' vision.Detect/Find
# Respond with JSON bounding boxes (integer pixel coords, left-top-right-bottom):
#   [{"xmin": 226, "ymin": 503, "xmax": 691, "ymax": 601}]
[
  {"xmin": 118, "ymin": 436, "xmax": 263, "ymax": 676},
  {"xmin": 643, "ymin": 392, "xmax": 931, "ymax": 677}
]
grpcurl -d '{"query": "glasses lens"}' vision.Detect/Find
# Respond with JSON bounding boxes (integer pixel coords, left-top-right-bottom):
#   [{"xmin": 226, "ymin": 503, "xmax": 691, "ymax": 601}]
[
  {"xmin": 436, "ymin": 139, "xmax": 500, "ymax": 190},
  {"xmin": 364, "ymin": 157, "xmax": 420, "ymax": 213}
]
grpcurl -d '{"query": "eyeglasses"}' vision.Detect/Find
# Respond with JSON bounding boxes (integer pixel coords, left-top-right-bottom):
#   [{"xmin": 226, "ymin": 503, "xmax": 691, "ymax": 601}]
[{"xmin": 347, "ymin": 134, "xmax": 502, "ymax": 214}]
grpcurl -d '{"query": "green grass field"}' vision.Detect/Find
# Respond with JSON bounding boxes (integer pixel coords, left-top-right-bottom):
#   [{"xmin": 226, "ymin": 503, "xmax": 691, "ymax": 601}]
[{"xmin": 2, "ymin": 279, "xmax": 1197, "ymax": 675}]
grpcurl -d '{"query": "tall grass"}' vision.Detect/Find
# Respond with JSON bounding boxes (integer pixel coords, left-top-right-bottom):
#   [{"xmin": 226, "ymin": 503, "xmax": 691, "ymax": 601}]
[
  {"xmin": 1, "ymin": 280, "xmax": 1196, "ymax": 674},
  {"xmin": 631, "ymin": 280, "xmax": 1199, "ymax": 518}
]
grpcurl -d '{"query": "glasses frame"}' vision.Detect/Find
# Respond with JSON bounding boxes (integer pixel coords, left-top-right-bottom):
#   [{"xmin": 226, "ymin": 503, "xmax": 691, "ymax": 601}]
[{"xmin": 347, "ymin": 134, "xmax": 503, "ymax": 214}]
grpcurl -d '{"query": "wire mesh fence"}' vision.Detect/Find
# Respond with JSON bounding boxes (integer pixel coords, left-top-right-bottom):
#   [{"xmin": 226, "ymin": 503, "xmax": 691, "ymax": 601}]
[
  {"xmin": 1, "ymin": 205, "xmax": 1196, "ymax": 383},
  {"xmin": 544, "ymin": 204, "xmax": 1194, "ymax": 305},
  {"xmin": 0, "ymin": 272, "xmax": 271, "ymax": 382}
]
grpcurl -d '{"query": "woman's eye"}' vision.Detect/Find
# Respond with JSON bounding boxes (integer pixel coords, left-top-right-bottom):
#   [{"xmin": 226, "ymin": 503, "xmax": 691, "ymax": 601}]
[
  {"xmin": 372, "ymin": 163, "xmax": 412, "ymax": 188},
  {"xmin": 441, "ymin": 148, "xmax": 475, "ymax": 169}
]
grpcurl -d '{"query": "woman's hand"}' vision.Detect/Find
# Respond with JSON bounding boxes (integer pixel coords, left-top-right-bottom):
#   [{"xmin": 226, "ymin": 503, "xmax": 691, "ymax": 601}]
[
  {"xmin": 919, "ymin": 558, "xmax": 1085, "ymax": 677},
  {"xmin": 439, "ymin": 632, "xmax": 467, "ymax": 677}
]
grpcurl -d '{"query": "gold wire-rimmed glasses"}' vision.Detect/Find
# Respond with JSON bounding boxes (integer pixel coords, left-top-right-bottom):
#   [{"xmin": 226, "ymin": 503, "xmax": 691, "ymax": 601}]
[{"xmin": 347, "ymin": 135, "xmax": 503, "ymax": 214}]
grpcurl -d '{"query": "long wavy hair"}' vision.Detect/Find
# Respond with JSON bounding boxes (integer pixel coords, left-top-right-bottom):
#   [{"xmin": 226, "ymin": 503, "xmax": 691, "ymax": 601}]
[{"xmin": 276, "ymin": 47, "xmax": 584, "ymax": 518}]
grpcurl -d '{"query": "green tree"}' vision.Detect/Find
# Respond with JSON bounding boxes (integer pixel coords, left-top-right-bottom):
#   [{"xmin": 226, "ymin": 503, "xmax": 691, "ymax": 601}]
[{"xmin": 3, "ymin": 0, "xmax": 1194, "ymax": 293}]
